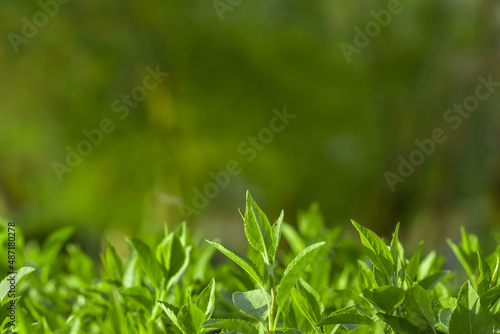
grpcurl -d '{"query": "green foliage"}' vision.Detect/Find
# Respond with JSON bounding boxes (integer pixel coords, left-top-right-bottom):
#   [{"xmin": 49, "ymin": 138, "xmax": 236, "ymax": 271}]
[{"xmin": 2, "ymin": 192, "xmax": 500, "ymax": 333}]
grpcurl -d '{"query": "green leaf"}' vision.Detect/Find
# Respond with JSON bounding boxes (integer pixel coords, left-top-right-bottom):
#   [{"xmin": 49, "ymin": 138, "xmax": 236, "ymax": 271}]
[
  {"xmin": 157, "ymin": 300, "xmax": 184, "ymax": 333},
  {"xmin": 490, "ymin": 256, "xmax": 499, "ymax": 288},
  {"xmin": 298, "ymin": 202, "xmax": 324, "ymax": 240},
  {"xmin": 195, "ymin": 278, "xmax": 216, "ymax": 319},
  {"xmin": 41, "ymin": 226, "xmax": 75, "ymax": 265},
  {"xmin": 357, "ymin": 260, "xmax": 376, "ymax": 288},
  {"xmin": 291, "ymin": 279, "xmax": 325, "ymax": 330},
  {"xmin": 480, "ymin": 284, "xmax": 500, "ymax": 310},
  {"xmin": 449, "ymin": 281, "xmax": 493, "ymax": 334},
  {"xmin": 156, "ymin": 233, "xmax": 191, "ymax": 291},
  {"xmin": 206, "ymin": 240, "xmax": 263, "ymax": 288},
  {"xmin": 447, "ymin": 239, "xmax": 474, "ymax": 282},
  {"xmin": 66, "ymin": 244, "xmax": 96, "ymax": 283},
  {"xmin": 177, "ymin": 304, "xmax": 206, "ymax": 334},
  {"xmin": 244, "ymin": 191, "xmax": 273, "ymax": 264},
  {"xmin": 126, "ymin": 237, "xmax": 165, "ymax": 290},
  {"xmin": 439, "ymin": 308, "xmax": 453, "ymax": 328},
  {"xmin": 291, "ymin": 289, "xmax": 317, "ymax": 331},
  {"xmin": 390, "ymin": 223, "xmax": 401, "ymax": 264},
  {"xmin": 404, "ymin": 285, "xmax": 435, "ymax": 332},
  {"xmin": 209, "ymin": 318, "xmax": 258, "ymax": 333},
  {"xmin": 282, "ymin": 293, "xmax": 304, "ymax": 330},
  {"xmin": 276, "ymin": 242, "xmax": 326, "ymax": 308},
  {"xmin": 157, "ymin": 300, "xmax": 179, "ymax": 315},
  {"xmin": 283, "ymin": 329, "xmax": 303, "ymax": 334},
  {"xmin": 477, "ymin": 252, "xmax": 491, "ymax": 296},
  {"xmin": 281, "ymin": 222, "xmax": 307, "ymax": 255},
  {"xmin": 439, "ymin": 296, "xmax": 457, "ymax": 309},
  {"xmin": 318, "ymin": 305, "xmax": 373, "ymax": 326},
  {"xmin": 373, "ymin": 266, "xmax": 390, "ymax": 287},
  {"xmin": 122, "ymin": 251, "xmax": 141, "ymax": 288},
  {"xmin": 41, "ymin": 226, "xmax": 74, "ymax": 281},
  {"xmin": 233, "ymin": 289, "xmax": 270, "ymax": 323},
  {"xmin": 390, "ymin": 223, "xmax": 406, "ymax": 288},
  {"xmin": 269, "ymin": 210, "xmax": 284, "ymax": 262},
  {"xmin": 0, "ymin": 266, "xmax": 35, "ymax": 304},
  {"xmin": 23, "ymin": 297, "xmax": 66, "ymax": 330},
  {"xmin": 377, "ymin": 313, "xmax": 422, "ymax": 334},
  {"xmin": 167, "ymin": 245, "xmax": 191, "ymax": 293},
  {"xmin": 193, "ymin": 244, "xmax": 216, "ymax": 282},
  {"xmin": 351, "ymin": 220, "xmax": 393, "ymax": 280},
  {"xmin": 57, "ymin": 314, "xmax": 81, "ymax": 334},
  {"xmin": 363, "ymin": 286, "xmax": 405, "ymax": 314},
  {"xmin": 175, "ymin": 221, "xmax": 189, "ymax": 247},
  {"xmin": 156, "ymin": 233, "xmax": 185, "ymax": 276},
  {"xmin": 103, "ymin": 239, "xmax": 124, "ymax": 282},
  {"xmin": 417, "ymin": 250, "xmax": 442, "ymax": 282},
  {"xmin": 296, "ymin": 278, "xmax": 324, "ymax": 322},
  {"xmin": 109, "ymin": 290, "xmax": 127, "ymax": 333},
  {"xmin": 406, "ymin": 241, "xmax": 423, "ymax": 281},
  {"xmin": 119, "ymin": 286, "xmax": 153, "ymax": 311},
  {"xmin": 419, "ymin": 271, "xmax": 452, "ymax": 290}
]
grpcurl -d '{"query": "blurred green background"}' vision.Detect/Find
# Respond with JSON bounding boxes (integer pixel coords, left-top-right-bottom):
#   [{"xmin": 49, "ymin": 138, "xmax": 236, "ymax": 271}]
[{"xmin": 1, "ymin": 0, "xmax": 499, "ymax": 255}]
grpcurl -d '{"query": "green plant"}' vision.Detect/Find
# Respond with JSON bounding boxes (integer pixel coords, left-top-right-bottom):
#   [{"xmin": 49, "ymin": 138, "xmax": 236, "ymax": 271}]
[
  {"xmin": 1, "ymin": 191, "xmax": 500, "ymax": 333},
  {"xmin": 206, "ymin": 191, "xmax": 325, "ymax": 334}
]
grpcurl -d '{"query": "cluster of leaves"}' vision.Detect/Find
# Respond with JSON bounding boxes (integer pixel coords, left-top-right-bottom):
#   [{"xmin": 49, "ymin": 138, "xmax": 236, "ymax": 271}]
[{"xmin": 2, "ymin": 191, "xmax": 500, "ymax": 333}]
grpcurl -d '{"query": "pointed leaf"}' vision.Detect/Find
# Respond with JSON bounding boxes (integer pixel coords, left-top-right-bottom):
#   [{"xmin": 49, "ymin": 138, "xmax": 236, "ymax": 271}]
[
  {"xmin": 196, "ymin": 278, "xmax": 216, "ymax": 319},
  {"xmin": 477, "ymin": 252, "xmax": 491, "ymax": 296},
  {"xmin": 281, "ymin": 222, "xmax": 307, "ymax": 255},
  {"xmin": 390, "ymin": 223, "xmax": 401, "ymax": 264},
  {"xmin": 419, "ymin": 271, "xmax": 452, "ymax": 290},
  {"xmin": 233, "ymin": 289, "xmax": 270, "ymax": 323},
  {"xmin": 0, "ymin": 267, "xmax": 35, "ymax": 304},
  {"xmin": 407, "ymin": 241, "xmax": 423, "ymax": 281},
  {"xmin": 417, "ymin": 250, "xmax": 438, "ymax": 281},
  {"xmin": 298, "ymin": 202, "xmax": 324, "ymax": 239},
  {"xmin": 244, "ymin": 191, "xmax": 272, "ymax": 263},
  {"xmin": 126, "ymin": 237, "xmax": 165, "ymax": 290},
  {"xmin": 318, "ymin": 305, "xmax": 373, "ymax": 326},
  {"xmin": 156, "ymin": 233, "xmax": 185, "ymax": 276},
  {"xmin": 207, "ymin": 240, "xmax": 263, "ymax": 288},
  {"xmin": 157, "ymin": 300, "xmax": 180, "ymax": 315},
  {"xmin": 352, "ymin": 220, "xmax": 393, "ymax": 279},
  {"xmin": 42, "ymin": 226, "xmax": 75, "ymax": 266},
  {"xmin": 122, "ymin": 251, "xmax": 141, "ymax": 288},
  {"xmin": 276, "ymin": 242, "xmax": 325, "ymax": 308},
  {"xmin": 103, "ymin": 239, "xmax": 124, "ymax": 281},
  {"xmin": 405, "ymin": 285, "xmax": 435, "ymax": 331},
  {"xmin": 439, "ymin": 308, "xmax": 453, "ymax": 328},
  {"xmin": 120, "ymin": 286, "xmax": 154, "ymax": 311},
  {"xmin": 363, "ymin": 286, "xmax": 405, "ymax": 314},
  {"xmin": 448, "ymin": 239, "xmax": 474, "ymax": 281},
  {"xmin": 269, "ymin": 210, "xmax": 284, "ymax": 262},
  {"xmin": 449, "ymin": 281, "xmax": 493, "ymax": 334},
  {"xmin": 480, "ymin": 284, "xmax": 500, "ymax": 311},
  {"xmin": 377, "ymin": 313, "xmax": 422, "ymax": 334},
  {"xmin": 177, "ymin": 304, "xmax": 205, "ymax": 334},
  {"xmin": 296, "ymin": 278, "xmax": 324, "ymax": 321},
  {"xmin": 490, "ymin": 257, "xmax": 499, "ymax": 288}
]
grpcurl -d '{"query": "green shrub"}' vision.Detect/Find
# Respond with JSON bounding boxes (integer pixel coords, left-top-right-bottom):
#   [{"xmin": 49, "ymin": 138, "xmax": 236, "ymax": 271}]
[{"xmin": 1, "ymin": 191, "xmax": 500, "ymax": 333}]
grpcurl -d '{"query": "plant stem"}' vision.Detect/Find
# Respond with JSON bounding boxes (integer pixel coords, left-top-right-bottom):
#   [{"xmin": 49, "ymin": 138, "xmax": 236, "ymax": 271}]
[{"xmin": 269, "ymin": 274, "xmax": 276, "ymax": 334}]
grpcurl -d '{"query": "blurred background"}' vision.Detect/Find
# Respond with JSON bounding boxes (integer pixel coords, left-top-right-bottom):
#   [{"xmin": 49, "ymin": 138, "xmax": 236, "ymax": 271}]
[{"xmin": 1, "ymin": 0, "xmax": 500, "ymax": 257}]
